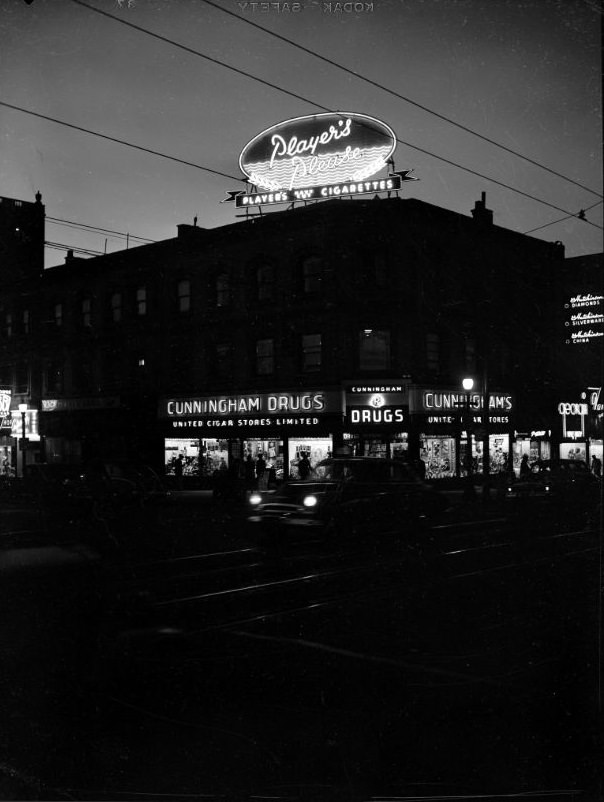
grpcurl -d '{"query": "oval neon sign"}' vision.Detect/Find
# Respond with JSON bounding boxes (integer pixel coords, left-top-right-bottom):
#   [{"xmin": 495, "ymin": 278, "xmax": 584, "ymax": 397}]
[{"xmin": 239, "ymin": 112, "xmax": 397, "ymax": 192}]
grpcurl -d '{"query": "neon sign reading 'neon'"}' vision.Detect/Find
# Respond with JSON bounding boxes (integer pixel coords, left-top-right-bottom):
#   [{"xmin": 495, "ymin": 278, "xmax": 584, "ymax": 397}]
[{"xmin": 239, "ymin": 112, "xmax": 397, "ymax": 192}]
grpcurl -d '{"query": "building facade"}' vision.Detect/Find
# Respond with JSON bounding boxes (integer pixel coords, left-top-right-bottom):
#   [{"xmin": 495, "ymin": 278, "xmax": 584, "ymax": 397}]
[{"xmin": 3, "ymin": 190, "xmax": 594, "ymax": 483}]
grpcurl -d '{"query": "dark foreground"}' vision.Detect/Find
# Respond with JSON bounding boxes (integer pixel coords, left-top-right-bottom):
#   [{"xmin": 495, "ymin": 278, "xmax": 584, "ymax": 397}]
[{"xmin": 0, "ymin": 491, "xmax": 601, "ymax": 801}]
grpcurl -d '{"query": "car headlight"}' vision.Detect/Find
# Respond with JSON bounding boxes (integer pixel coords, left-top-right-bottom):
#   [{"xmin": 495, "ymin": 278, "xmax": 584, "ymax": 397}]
[
  {"xmin": 303, "ymin": 494, "xmax": 318, "ymax": 508},
  {"xmin": 249, "ymin": 493, "xmax": 263, "ymax": 506},
  {"xmin": 545, "ymin": 485, "xmax": 550, "ymax": 492}
]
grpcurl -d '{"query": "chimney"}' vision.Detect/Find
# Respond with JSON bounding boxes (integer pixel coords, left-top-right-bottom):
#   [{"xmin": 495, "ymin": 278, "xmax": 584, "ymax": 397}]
[{"xmin": 471, "ymin": 191, "xmax": 493, "ymax": 225}]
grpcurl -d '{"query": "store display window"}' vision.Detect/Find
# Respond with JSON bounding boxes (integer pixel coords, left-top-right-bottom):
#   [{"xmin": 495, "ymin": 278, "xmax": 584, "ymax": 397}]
[
  {"xmin": 243, "ymin": 439, "xmax": 284, "ymax": 479},
  {"xmin": 559, "ymin": 442, "xmax": 587, "ymax": 462},
  {"xmin": 165, "ymin": 438, "xmax": 230, "ymax": 477},
  {"xmin": 288, "ymin": 437, "xmax": 333, "ymax": 479},
  {"xmin": 420, "ymin": 436, "xmax": 456, "ymax": 479}
]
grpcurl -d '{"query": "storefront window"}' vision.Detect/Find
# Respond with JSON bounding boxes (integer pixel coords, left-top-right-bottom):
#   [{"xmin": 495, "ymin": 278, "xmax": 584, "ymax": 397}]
[
  {"xmin": 288, "ymin": 437, "xmax": 333, "ymax": 479},
  {"xmin": 420, "ymin": 435, "xmax": 456, "ymax": 479},
  {"xmin": 560, "ymin": 442, "xmax": 587, "ymax": 462},
  {"xmin": 243, "ymin": 439, "xmax": 284, "ymax": 480},
  {"xmin": 165, "ymin": 438, "xmax": 230, "ymax": 478}
]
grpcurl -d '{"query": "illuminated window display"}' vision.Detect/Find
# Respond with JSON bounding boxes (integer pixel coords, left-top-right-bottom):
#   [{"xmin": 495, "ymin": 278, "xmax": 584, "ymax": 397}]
[
  {"xmin": 559, "ymin": 442, "xmax": 587, "ymax": 461},
  {"xmin": 420, "ymin": 436, "xmax": 456, "ymax": 479},
  {"xmin": 288, "ymin": 437, "xmax": 332, "ymax": 478},
  {"xmin": 165, "ymin": 438, "xmax": 230, "ymax": 477},
  {"xmin": 243, "ymin": 439, "xmax": 284, "ymax": 478}
]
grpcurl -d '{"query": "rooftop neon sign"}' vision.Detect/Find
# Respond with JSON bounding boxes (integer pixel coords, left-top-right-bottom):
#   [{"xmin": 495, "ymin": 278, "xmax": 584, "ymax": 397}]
[{"xmin": 238, "ymin": 112, "xmax": 397, "ymax": 192}]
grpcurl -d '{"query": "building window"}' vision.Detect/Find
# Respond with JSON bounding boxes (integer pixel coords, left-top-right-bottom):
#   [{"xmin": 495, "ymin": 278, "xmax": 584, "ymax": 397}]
[
  {"xmin": 216, "ymin": 273, "xmax": 230, "ymax": 307},
  {"xmin": 46, "ymin": 361, "xmax": 64, "ymax": 395},
  {"xmin": 364, "ymin": 252, "xmax": 388, "ymax": 287},
  {"xmin": 22, "ymin": 310, "xmax": 30, "ymax": 335},
  {"xmin": 302, "ymin": 256, "xmax": 324, "ymax": 294},
  {"xmin": 54, "ymin": 303, "xmax": 63, "ymax": 327},
  {"xmin": 111, "ymin": 292, "xmax": 122, "ymax": 323},
  {"xmin": 464, "ymin": 337, "xmax": 476, "ymax": 372},
  {"xmin": 359, "ymin": 329, "xmax": 391, "ymax": 371},
  {"xmin": 302, "ymin": 334, "xmax": 322, "ymax": 372},
  {"xmin": 256, "ymin": 264, "xmax": 275, "ymax": 302},
  {"xmin": 426, "ymin": 333, "xmax": 440, "ymax": 373},
  {"xmin": 136, "ymin": 286, "xmax": 147, "ymax": 316},
  {"xmin": 4, "ymin": 314, "xmax": 13, "ymax": 338},
  {"xmin": 256, "ymin": 338, "xmax": 274, "ymax": 375},
  {"xmin": 213, "ymin": 342, "xmax": 233, "ymax": 379},
  {"xmin": 15, "ymin": 363, "xmax": 29, "ymax": 395},
  {"xmin": 82, "ymin": 298, "xmax": 92, "ymax": 328},
  {"xmin": 177, "ymin": 280, "xmax": 191, "ymax": 313}
]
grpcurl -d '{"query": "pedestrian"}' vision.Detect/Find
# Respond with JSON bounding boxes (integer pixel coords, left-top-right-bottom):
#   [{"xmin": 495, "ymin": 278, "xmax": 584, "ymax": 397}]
[
  {"xmin": 297, "ymin": 452, "xmax": 311, "ymax": 480},
  {"xmin": 414, "ymin": 458, "xmax": 426, "ymax": 481},
  {"xmin": 519, "ymin": 454, "xmax": 531, "ymax": 478},
  {"xmin": 174, "ymin": 454, "xmax": 184, "ymax": 490},
  {"xmin": 244, "ymin": 454, "xmax": 256, "ymax": 489},
  {"xmin": 256, "ymin": 453, "xmax": 267, "ymax": 489},
  {"xmin": 591, "ymin": 454, "xmax": 602, "ymax": 478}
]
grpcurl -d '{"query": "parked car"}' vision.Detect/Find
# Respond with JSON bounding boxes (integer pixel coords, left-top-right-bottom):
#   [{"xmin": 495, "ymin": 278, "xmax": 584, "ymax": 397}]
[
  {"xmin": 246, "ymin": 456, "xmax": 449, "ymax": 548},
  {"xmin": 506, "ymin": 459, "xmax": 599, "ymax": 502}
]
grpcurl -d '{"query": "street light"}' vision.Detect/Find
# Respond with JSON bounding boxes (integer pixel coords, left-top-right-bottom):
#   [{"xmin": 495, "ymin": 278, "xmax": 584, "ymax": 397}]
[
  {"xmin": 18, "ymin": 403, "xmax": 27, "ymax": 477},
  {"xmin": 461, "ymin": 378, "xmax": 476, "ymax": 498}
]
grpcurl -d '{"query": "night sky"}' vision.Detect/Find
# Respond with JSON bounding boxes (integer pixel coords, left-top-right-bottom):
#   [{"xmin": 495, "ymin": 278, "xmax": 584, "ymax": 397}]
[{"xmin": 1, "ymin": 0, "xmax": 602, "ymax": 267}]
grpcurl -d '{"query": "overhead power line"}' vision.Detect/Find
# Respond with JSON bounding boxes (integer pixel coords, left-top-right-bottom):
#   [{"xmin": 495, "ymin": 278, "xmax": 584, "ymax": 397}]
[
  {"xmin": 45, "ymin": 240, "xmax": 103, "ymax": 256},
  {"xmin": 522, "ymin": 200, "xmax": 604, "ymax": 235},
  {"xmin": 63, "ymin": 0, "xmax": 604, "ymax": 229},
  {"xmin": 200, "ymin": 0, "xmax": 603, "ymax": 201},
  {"xmin": 0, "ymin": 101, "xmax": 241, "ymax": 183},
  {"xmin": 47, "ymin": 216, "xmax": 157, "ymax": 243}
]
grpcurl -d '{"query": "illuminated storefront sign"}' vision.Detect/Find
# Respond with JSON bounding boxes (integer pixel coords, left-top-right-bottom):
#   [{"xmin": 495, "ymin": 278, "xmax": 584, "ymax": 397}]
[
  {"xmin": 345, "ymin": 382, "xmax": 408, "ymax": 426},
  {"xmin": 413, "ymin": 390, "xmax": 514, "ymax": 413},
  {"xmin": 234, "ymin": 175, "xmax": 408, "ymax": 207},
  {"xmin": 0, "ymin": 389, "xmax": 11, "ymax": 431},
  {"xmin": 42, "ymin": 396, "xmax": 121, "ymax": 412},
  {"xmin": 564, "ymin": 292, "xmax": 604, "ymax": 345},
  {"xmin": 160, "ymin": 391, "xmax": 342, "ymax": 429},
  {"xmin": 238, "ymin": 112, "xmax": 397, "ymax": 192},
  {"xmin": 558, "ymin": 398, "xmax": 589, "ymax": 440}
]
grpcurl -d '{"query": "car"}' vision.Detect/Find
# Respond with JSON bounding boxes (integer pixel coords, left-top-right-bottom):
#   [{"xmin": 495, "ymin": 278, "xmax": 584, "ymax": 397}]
[
  {"xmin": 246, "ymin": 456, "xmax": 449, "ymax": 549},
  {"xmin": 506, "ymin": 458, "xmax": 600, "ymax": 502}
]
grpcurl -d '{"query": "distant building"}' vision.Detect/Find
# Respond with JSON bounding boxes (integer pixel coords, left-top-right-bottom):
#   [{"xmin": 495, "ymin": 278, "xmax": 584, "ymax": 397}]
[{"xmin": 3, "ymin": 190, "xmax": 598, "ymax": 481}]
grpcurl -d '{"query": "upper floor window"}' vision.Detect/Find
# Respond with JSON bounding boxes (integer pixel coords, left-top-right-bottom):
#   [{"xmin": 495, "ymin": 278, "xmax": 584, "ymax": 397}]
[
  {"xmin": 4, "ymin": 314, "xmax": 13, "ymax": 338},
  {"xmin": 216, "ymin": 273, "xmax": 230, "ymax": 307},
  {"xmin": 45, "ymin": 360, "xmax": 64, "ymax": 395},
  {"xmin": 359, "ymin": 329, "xmax": 391, "ymax": 371},
  {"xmin": 54, "ymin": 303, "xmax": 63, "ymax": 327},
  {"xmin": 256, "ymin": 338, "xmax": 274, "ymax": 375},
  {"xmin": 302, "ymin": 256, "xmax": 324, "ymax": 294},
  {"xmin": 22, "ymin": 310, "xmax": 30, "ymax": 335},
  {"xmin": 302, "ymin": 334, "xmax": 322, "ymax": 372},
  {"xmin": 213, "ymin": 342, "xmax": 233, "ymax": 379},
  {"xmin": 426, "ymin": 333, "xmax": 440, "ymax": 373},
  {"xmin": 136, "ymin": 286, "xmax": 147, "ymax": 316},
  {"xmin": 178, "ymin": 280, "xmax": 191, "ymax": 313},
  {"xmin": 82, "ymin": 298, "xmax": 92, "ymax": 328},
  {"xmin": 256, "ymin": 264, "xmax": 275, "ymax": 302},
  {"xmin": 15, "ymin": 362, "xmax": 29, "ymax": 395},
  {"xmin": 111, "ymin": 293, "xmax": 122, "ymax": 323},
  {"xmin": 464, "ymin": 337, "xmax": 476, "ymax": 372}
]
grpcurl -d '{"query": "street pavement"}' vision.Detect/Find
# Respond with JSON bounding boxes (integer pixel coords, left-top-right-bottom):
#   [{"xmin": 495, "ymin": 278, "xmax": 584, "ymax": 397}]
[{"xmin": 0, "ymin": 489, "xmax": 600, "ymax": 801}]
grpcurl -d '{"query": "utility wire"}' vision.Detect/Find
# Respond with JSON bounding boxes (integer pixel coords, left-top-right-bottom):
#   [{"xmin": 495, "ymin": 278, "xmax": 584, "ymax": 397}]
[
  {"xmin": 45, "ymin": 240, "xmax": 103, "ymax": 256},
  {"xmin": 201, "ymin": 0, "xmax": 603, "ymax": 201},
  {"xmin": 522, "ymin": 200, "xmax": 603, "ymax": 234},
  {"xmin": 47, "ymin": 216, "xmax": 157, "ymax": 243},
  {"xmin": 63, "ymin": 0, "xmax": 603, "ymax": 228},
  {"xmin": 0, "ymin": 101, "xmax": 241, "ymax": 183},
  {"xmin": 6, "ymin": 97, "xmax": 601, "ymax": 232}
]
